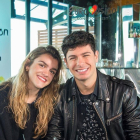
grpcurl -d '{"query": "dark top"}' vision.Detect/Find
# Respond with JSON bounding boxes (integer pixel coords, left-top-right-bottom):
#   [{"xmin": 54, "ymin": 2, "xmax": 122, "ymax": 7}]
[
  {"xmin": 0, "ymin": 85, "xmax": 44, "ymax": 140},
  {"xmin": 75, "ymin": 77, "xmax": 106, "ymax": 140}
]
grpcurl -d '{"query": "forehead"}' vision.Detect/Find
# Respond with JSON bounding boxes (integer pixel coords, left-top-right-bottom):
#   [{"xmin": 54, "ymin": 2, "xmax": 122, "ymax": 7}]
[
  {"xmin": 34, "ymin": 53, "xmax": 58, "ymax": 69},
  {"xmin": 66, "ymin": 44, "xmax": 93, "ymax": 56}
]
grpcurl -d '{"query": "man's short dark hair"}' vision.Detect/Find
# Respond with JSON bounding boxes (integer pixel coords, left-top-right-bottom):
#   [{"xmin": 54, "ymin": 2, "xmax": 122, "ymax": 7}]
[{"xmin": 61, "ymin": 31, "xmax": 96, "ymax": 58}]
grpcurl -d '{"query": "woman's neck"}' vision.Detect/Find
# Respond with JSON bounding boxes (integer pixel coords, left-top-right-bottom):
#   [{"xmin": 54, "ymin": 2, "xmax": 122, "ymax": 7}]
[{"xmin": 25, "ymin": 89, "xmax": 39, "ymax": 104}]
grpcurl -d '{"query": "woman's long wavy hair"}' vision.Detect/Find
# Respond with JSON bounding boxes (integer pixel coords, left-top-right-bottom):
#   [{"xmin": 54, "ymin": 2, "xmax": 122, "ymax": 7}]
[{"xmin": 0, "ymin": 45, "xmax": 62, "ymax": 138}]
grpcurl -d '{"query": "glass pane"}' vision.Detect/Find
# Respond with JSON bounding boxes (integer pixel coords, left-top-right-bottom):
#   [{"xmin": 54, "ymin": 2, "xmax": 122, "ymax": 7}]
[
  {"xmin": 52, "ymin": 1, "xmax": 69, "ymax": 82},
  {"xmin": 11, "ymin": 0, "xmax": 26, "ymax": 77},
  {"xmin": 71, "ymin": 6, "xmax": 85, "ymax": 32},
  {"xmin": 30, "ymin": 1, "xmax": 48, "ymax": 51},
  {"xmin": 52, "ymin": 1, "xmax": 68, "ymax": 63}
]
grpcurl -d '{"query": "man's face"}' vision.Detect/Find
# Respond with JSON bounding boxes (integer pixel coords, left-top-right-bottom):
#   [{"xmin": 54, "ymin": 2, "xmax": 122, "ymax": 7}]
[{"xmin": 64, "ymin": 44, "xmax": 98, "ymax": 82}]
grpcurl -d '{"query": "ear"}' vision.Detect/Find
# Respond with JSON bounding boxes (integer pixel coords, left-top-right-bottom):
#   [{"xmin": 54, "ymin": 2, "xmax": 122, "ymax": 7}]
[
  {"xmin": 95, "ymin": 50, "xmax": 99, "ymax": 63},
  {"xmin": 64, "ymin": 58, "xmax": 69, "ymax": 69},
  {"xmin": 25, "ymin": 59, "xmax": 30, "ymax": 71}
]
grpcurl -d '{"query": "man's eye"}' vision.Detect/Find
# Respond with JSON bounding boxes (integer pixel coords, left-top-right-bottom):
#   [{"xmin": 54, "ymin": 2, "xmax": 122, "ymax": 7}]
[
  {"xmin": 70, "ymin": 57, "xmax": 75, "ymax": 60},
  {"xmin": 83, "ymin": 55, "xmax": 89, "ymax": 57}
]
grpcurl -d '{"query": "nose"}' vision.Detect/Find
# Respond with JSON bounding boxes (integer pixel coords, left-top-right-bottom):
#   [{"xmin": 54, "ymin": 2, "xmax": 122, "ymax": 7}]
[
  {"xmin": 76, "ymin": 57, "xmax": 84, "ymax": 66},
  {"xmin": 42, "ymin": 69, "xmax": 49, "ymax": 77}
]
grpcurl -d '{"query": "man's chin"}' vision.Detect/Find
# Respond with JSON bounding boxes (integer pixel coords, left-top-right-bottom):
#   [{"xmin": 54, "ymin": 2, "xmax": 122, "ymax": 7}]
[{"xmin": 74, "ymin": 76, "xmax": 88, "ymax": 82}]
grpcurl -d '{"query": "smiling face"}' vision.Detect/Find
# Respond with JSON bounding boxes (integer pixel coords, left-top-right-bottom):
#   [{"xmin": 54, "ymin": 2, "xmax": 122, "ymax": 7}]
[
  {"xmin": 26, "ymin": 53, "xmax": 58, "ymax": 91},
  {"xmin": 64, "ymin": 44, "xmax": 98, "ymax": 84}
]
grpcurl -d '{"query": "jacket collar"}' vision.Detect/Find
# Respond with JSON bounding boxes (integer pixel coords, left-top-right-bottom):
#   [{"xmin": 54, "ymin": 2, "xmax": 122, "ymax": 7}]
[
  {"xmin": 97, "ymin": 69, "xmax": 110, "ymax": 102},
  {"xmin": 67, "ymin": 69, "xmax": 110, "ymax": 103}
]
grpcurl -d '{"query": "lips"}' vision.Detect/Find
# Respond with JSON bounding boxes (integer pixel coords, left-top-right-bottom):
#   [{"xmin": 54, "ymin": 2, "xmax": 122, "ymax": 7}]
[
  {"xmin": 76, "ymin": 68, "xmax": 89, "ymax": 74},
  {"xmin": 77, "ymin": 68, "xmax": 88, "ymax": 72},
  {"xmin": 37, "ymin": 75, "xmax": 47, "ymax": 82}
]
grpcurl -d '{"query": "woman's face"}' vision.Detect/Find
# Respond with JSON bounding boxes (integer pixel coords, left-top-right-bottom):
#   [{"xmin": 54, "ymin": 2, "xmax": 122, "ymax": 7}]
[{"xmin": 26, "ymin": 53, "xmax": 58, "ymax": 91}]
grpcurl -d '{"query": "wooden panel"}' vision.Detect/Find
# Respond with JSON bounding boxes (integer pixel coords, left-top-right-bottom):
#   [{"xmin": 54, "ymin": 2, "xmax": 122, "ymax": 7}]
[
  {"xmin": 38, "ymin": 26, "xmax": 94, "ymax": 59},
  {"xmin": 38, "ymin": 26, "xmax": 94, "ymax": 46}
]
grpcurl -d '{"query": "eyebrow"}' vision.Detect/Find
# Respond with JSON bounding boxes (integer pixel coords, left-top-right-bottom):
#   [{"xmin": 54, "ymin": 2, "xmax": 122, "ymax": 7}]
[
  {"xmin": 68, "ymin": 52, "xmax": 91, "ymax": 58},
  {"xmin": 82, "ymin": 52, "xmax": 91, "ymax": 55},
  {"xmin": 39, "ymin": 61, "xmax": 57, "ymax": 71}
]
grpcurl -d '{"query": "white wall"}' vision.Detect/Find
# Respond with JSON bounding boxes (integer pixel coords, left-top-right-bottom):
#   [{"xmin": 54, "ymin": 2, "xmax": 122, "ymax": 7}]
[{"xmin": 0, "ymin": 0, "xmax": 11, "ymax": 82}]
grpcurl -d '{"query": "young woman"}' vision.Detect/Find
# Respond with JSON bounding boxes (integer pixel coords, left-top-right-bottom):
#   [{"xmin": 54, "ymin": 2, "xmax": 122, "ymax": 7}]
[{"xmin": 0, "ymin": 45, "xmax": 62, "ymax": 140}]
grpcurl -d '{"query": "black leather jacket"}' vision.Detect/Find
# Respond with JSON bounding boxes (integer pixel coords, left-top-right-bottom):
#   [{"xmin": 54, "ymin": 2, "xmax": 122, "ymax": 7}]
[{"xmin": 46, "ymin": 70, "xmax": 140, "ymax": 140}]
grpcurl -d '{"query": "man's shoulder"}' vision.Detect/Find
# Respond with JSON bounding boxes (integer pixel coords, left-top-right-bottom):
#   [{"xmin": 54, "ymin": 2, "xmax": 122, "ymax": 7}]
[
  {"xmin": 59, "ymin": 77, "xmax": 75, "ymax": 100},
  {"xmin": 98, "ymin": 70, "xmax": 135, "ymax": 88},
  {"xmin": 60, "ymin": 77, "xmax": 74, "ymax": 90},
  {"xmin": 109, "ymin": 76, "xmax": 135, "ymax": 88}
]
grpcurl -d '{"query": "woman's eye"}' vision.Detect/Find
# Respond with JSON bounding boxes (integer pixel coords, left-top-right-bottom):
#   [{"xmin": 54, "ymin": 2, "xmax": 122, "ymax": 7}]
[
  {"xmin": 39, "ymin": 64, "xmax": 45, "ymax": 67},
  {"xmin": 50, "ymin": 71, "xmax": 55, "ymax": 75}
]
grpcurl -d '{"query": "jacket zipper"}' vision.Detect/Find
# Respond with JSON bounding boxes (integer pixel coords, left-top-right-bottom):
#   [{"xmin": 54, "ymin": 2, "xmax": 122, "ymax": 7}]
[
  {"xmin": 70, "ymin": 96, "xmax": 75, "ymax": 140},
  {"xmin": 106, "ymin": 113, "xmax": 122, "ymax": 126},
  {"xmin": 72, "ymin": 96, "xmax": 75, "ymax": 128},
  {"xmin": 93, "ymin": 102, "xmax": 108, "ymax": 140}
]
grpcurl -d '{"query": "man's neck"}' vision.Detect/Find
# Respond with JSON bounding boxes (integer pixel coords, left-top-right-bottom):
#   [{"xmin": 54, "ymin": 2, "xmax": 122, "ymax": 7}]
[{"xmin": 75, "ymin": 74, "xmax": 97, "ymax": 95}]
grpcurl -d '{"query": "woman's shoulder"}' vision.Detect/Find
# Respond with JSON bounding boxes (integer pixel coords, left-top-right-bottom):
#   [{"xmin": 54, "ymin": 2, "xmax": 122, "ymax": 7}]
[
  {"xmin": 0, "ymin": 81, "xmax": 12, "ymax": 100},
  {"xmin": 0, "ymin": 82, "xmax": 12, "ymax": 113}
]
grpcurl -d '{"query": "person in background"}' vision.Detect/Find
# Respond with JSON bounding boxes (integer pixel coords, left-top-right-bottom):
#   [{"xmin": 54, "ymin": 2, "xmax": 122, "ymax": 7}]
[
  {"xmin": 46, "ymin": 31, "xmax": 140, "ymax": 140},
  {"xmin": 0, "ymin": 45, "xmax": 62, "ymax": 140}
]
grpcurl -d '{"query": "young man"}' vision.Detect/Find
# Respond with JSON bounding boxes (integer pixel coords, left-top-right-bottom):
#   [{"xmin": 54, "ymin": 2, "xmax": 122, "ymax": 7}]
[{"xmin": 46, "ymin": 31, "xmax": 140, "ymax": 140}]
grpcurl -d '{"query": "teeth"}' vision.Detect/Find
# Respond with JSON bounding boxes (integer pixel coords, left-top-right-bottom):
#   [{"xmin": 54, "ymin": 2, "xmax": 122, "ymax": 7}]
[
  {"xmin": 38, "ymin": 76, "xmax": 46, "ymax": 81},
  {"xmin": 77, "ymin": 68, "xmax": 87, "ymax": 72}
]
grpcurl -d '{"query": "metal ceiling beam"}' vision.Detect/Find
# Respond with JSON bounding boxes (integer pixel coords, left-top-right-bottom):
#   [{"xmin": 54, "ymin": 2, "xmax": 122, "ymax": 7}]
[
  {"xmin": 52, "ymin": 11, "xmax": 86, "ymax": 27},
  {"xmin": 16, "ymin": 15, "xmax": 47, "ymax": 23},
  {"xmin": 25, "ymin": 0, "xmax": 30, "ymax": 55},
  {"xmin": 18, "ymin": 0, "xmax": 67, "ymax": 10},
  {"xmin": 16, "ymin": 15, "xmax": 84, "ymax": 27},
  {"xmin": 67, "ymin": 3, "xmax": 72, "ymax": 34},
  {"xmin": 62, "ymin": 23, "xmax": 84, "ymax": 27},
  {"xmin": 16, "ymin": 1, "xmax": 88, "ymax": 27},
  {"xmin": 48, "ymin": 0, "xmax": 52, "ymax": 45}
]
